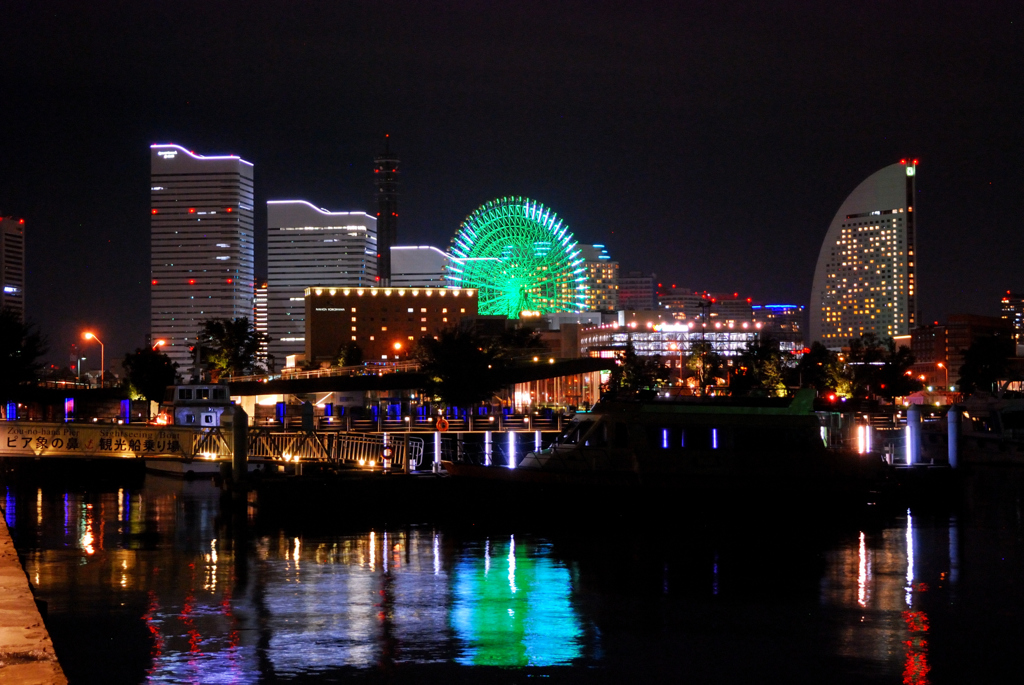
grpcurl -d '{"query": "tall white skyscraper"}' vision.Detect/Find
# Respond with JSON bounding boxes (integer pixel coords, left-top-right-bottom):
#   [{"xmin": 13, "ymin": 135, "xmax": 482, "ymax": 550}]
[
  {"xmin": 266, "ymin": 200, "xmax": 377, "ymax": 361},
  {"xmin": 809, "ymin": 160, "xmax": 918, "ymax": 347},
  {"xmin": 0, "ymin": 216, "xmax": 25, "ymax": 319},
  {"xmin": 150, "ymin": 144, "xmax": 255, "ymax": 370},
  {"xmin": 390, "ymin": 246, "xmax": 450, "ymax": 288}
]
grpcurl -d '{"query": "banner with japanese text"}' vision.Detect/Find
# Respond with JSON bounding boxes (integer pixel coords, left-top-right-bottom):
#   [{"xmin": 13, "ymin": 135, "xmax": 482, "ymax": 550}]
[{"xmin": 1, "ymin": 423, "xmax": 195, "ymax": 459}]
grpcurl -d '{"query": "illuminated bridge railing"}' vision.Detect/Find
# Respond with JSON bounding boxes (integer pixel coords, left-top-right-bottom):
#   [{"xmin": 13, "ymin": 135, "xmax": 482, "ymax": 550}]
[
  {"xmin": 193, "ymin": 428, "xmax": 231, "ymax": 459},
  {"xmin": 334, "ymin": 433, "xmax": 424, "ymax": 470},
  {"xmin": 248, "ymin": 430, "xmax": 332, "ymax": 463},
  {"xmin": 246, "ymin": 430, "xmax": 425, "ymax": 470}
]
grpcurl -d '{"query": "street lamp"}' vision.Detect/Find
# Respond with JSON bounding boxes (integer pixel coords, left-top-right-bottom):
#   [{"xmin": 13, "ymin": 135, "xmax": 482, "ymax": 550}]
[
  {"xmin": 153, "ymin": 339, "xmax": 166, "ymax": 351},
  {"xmin": 393, "ymin": 341, "xmax": 402, "ymax": 361},
  {"xmin": 83, "ymin": 332, "xmax": 104, "ymax": 388},
  {"xmin": 937, "ymin": 362, "xmax": 949, "ymax": 390}
]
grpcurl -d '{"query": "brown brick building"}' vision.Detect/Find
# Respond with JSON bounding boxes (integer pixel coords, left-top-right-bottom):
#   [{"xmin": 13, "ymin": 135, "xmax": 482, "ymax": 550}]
[
  {"xmin": 897, "ymin": 314, "xmax": 1013, "ymax": 388},
  {"xmin": 305, "ymin": 286, "xmax": 478, "ymax": 363}
]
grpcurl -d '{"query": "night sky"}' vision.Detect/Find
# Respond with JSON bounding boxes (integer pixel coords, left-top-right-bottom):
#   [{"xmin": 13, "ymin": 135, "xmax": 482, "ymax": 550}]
[{"xmin": 3, "ymin": 1, "xmax": 1022, "ymax": 369}]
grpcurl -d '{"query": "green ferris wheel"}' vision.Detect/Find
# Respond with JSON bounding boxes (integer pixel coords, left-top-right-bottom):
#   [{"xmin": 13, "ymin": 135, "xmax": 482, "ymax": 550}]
[{"xmin": 446, "ymin": 197, "xmax": 587, "ymax": 318}]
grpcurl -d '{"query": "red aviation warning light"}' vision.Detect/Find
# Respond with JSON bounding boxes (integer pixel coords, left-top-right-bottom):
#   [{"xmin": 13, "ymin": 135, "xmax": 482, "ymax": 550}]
[
  {"xmin": 151, "ymin": 209, "xmax": 158, "ymax": 215},
  {"xmin": 226, "ymin": 207, "xmax": 233, "ymax": 212}
]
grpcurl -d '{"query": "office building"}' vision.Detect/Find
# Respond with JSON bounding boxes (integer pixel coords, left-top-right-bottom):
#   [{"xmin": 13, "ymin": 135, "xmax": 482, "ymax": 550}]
[
  {"xmin": 253, "ymin": 279, "xmax": 269, "ymax": 355},
  {"xmin": 266, "ymin": 200, "xmax": 377, "ymax": 362},
  {"xmin": 0, "ymin": 216, "xmax": 25, "ymax": 318},
  {"xmin": 579, "ymin": 244, "xmax": 618, "ymax": 311},
  {"xmin": 150, "ymin": 144, "xmax": 255, "ymax": 369},
  {"xmin": 1000, "ymin": 291, "xmax": 1024, "ymax": 346},
  {"xmin": 810, "ymin": 160, "xmax": 918, "ymax": 347},
  {"xmin": 900, "ymin": 314, "xmax": 1013, "ymax": 388},
  {"xmin": 580, "ymin": 314, "xmax": 764, "ymax": 361},
  {"xmin": 618, "ymin": 271, "xmax": 656, "ymax": 311},
  {"xmin": 305, "ymin": 286, "xmax": 478, "ymax": 363},
  {"xmin": 752, "ymin": 304, "xmax": 806, "ymax": 352},
  {"xmin": 374, "ymin": 138, "xmax": 399, "ymax": 284},
  {"xmin": 390, "ymin": 246, "xmax": 449, "ymax": 287}
]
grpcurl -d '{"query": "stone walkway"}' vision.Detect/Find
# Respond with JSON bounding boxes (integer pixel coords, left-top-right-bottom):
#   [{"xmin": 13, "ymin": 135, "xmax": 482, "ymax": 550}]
[{"xmin": 0, "ymin": 511, "xmax": 66, "ymax": 684}]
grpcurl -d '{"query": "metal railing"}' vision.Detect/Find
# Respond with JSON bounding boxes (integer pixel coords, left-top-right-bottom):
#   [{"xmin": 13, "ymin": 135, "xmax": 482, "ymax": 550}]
[
  {"xmin": 245, "ymin": 429, "xmax": 425, "ymax": 470},
  {"xmin": 223, "ymin": 360, "xmax": 422, "ymax": 384},
  {"xmin": 193, "ymin": 427, "xmax": 231, "ymax": 458}
]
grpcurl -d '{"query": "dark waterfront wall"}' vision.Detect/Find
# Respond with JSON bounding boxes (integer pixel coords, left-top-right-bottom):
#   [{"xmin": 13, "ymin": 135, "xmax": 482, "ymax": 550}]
[{"xmin": 2, "ymin": 464, "xmax": 1024, "ymax": 683}]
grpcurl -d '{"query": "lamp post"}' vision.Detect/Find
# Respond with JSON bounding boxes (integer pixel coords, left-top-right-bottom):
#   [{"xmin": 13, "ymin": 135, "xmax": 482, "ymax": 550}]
[
  {"xmin": 153, "ymin": 339, "xmax": 166, "ymax": 352},
  {"xmin": 937, "ymin": 362, "xmax": 949, "ymax": 390},
  {"xmin": 83, "ymin": 332, "xmax": 104, "ymax": 388},
  {"xmin": 393, "ymin": 341, "xmax": 402, "ymax": 361}
]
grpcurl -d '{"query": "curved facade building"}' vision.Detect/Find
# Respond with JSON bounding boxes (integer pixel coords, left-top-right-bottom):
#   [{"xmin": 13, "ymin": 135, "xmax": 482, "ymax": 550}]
[{"xmin": 809, "ymin": 161, "xmax": 918, "ymax": 347}]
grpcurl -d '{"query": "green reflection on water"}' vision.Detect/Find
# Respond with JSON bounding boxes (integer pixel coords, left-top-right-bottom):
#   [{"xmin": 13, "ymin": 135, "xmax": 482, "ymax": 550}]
[{"xmin": 451, "ymin": 536, "xmax": 582, "ymax": 666}]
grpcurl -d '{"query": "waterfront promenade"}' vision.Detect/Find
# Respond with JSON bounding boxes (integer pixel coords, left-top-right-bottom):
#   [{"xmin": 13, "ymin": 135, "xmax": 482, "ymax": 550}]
[{"xmin": 0, "ymin": 511, "xmax": 65, "ymax": 684}]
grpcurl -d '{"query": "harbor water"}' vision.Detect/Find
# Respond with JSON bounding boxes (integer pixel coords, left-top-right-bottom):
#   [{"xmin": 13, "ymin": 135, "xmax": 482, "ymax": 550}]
[{"xmin": 2, "ymin": 468, "xmax": 1023, "ymax": 684}]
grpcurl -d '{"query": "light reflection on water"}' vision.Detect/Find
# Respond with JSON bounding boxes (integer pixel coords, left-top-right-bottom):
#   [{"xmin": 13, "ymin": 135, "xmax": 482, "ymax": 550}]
[
  {"xmin": 2, "ymin": 475, "xmax": 1018, "ymax": 683},
  {"xmin": 6, "ymin": 480, "xmax": 587, "ymax": 681}
]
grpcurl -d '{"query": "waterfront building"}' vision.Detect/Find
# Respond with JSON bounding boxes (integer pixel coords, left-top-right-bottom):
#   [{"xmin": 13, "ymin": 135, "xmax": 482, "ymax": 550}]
[
  {"xmin": 254, "ymin": 279, "xmax": 269, "ymax": 356},
  {"xmin": 810, "ymin": 160, "xmax": 919, "ymax": 347},
  {"xmin": 390, "ymin": 246, "xmax": 449, "ymax": 287},
  {"xmin": 618, "ymin": 271, "xmax": 656, "ymax": 311},
  {"xmin": 1000, "ymin": 291, "xmax": 1024, "ymax": 346},
  {"xmin": 305, "ymin": 286, "xmax": 478, "ymax": 363},
  {"xmin": 150, "ymin": 144, "xmax": 255, "ymax": 369},
  {"xmin": 656, "ymin": 287, "xmax": 754, "ymax": 324},
  {"xmin": 580, "ymin": 314, "xmax": 764, "ymax": 362},
  {"xmin": 374, "ymin": 137, "xmax": 399, "ymax": 285},
  {"xmin": 752, "ymin": 304, "xmax": 806, "ymax": 352},
  {"xmin": 579, "ymin": 245, "xmax": 618, "ymax": 312},
  {"xmin": 898, "ymin": 314, "xmax": 1013, "ymax": 389},
  {"xmin": 0, "ymin": 216, "xmax": 25, "ymax": 318},
  {"xmin": 266, "ymin": 200, "xmax": 377, "ymax": 362}
]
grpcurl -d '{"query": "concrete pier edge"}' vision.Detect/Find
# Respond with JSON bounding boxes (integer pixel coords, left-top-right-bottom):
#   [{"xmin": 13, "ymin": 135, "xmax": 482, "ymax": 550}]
[{"xmin": 0, "ymin": 508, "xmax": 66, "ymax": 684}]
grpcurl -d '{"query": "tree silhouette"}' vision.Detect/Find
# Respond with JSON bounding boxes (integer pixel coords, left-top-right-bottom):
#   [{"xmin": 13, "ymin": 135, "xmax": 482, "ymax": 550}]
[
  {"xmin": 123, "ymin": 347, "xmax": 179, "ymax": 401},
  {"xmin": 414, "ymin": 328, "xmax": 501, "ymax": 408},
  {"xmin": 198, "ymin": 317, "xmax": 271, "ymax": 379},
  {"xmin": 731, "ymin": 333, "xmax": 790, "ymax": 397},
  {"xmin": 958, "ymin": 334, "xmax": 1014, "ymax": 395},
  {"xmin": 0, "ymin": 308, "xmax": 48, "ymax": 402}
]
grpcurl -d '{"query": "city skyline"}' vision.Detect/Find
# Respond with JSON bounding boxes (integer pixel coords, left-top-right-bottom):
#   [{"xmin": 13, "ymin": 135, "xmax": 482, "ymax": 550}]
[{"xmin": 2, "ymin": 3, "xmax": 1022, "ymax": 366}]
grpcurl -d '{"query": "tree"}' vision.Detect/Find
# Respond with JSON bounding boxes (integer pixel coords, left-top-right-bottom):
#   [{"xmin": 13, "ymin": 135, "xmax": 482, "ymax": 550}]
[
  {"xmin": 686, "ymin": 341, "xmax": 725, "ymax": 396},
  {"xmin": 875, "ymin": 341, "xmax": 921, "ymax": 401},
  {"xmin": 333, "ymin": 341, "xmax": 364, "ymax": 368},
  {"xmin": 123, "ymin": 347, "xmax": 179, "ymax": 402},
  {"xmin": 958, "ymin": 334, "xmax": 1014, "ymax": 395},
  {"xmin": 796, "ymin": 342, "xmax": 852, "ymax": 396},
  {"xmin": 731, "ymin": 334, "xmax": 790, "ymax": 397},
  {"xmin": 846, "ymin": 333, "xmax": 920, "ymax": 400},
  {"xmin": 198, "ymin": 317, "xmax": 271, "ymax": 379},
  {"xmin": 492, "ymin": 325, "xmax": 547, "ymax": 360},
  {"xmin": 0, "ymin": 308, "xmax": 48, "ymax": 402},
  {"xmin": 606, "ymin": 340, "xmax": 669, "ymax": 398},
  {"xmin": 414, "ymin": 328, "xmax": 501, "ymax": 408}
]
